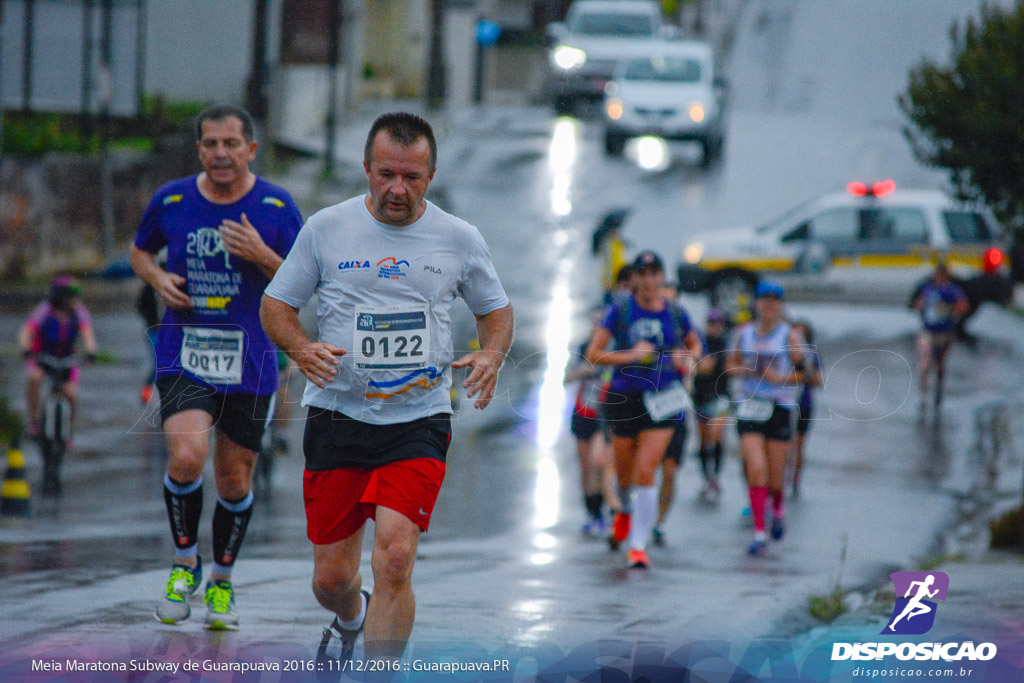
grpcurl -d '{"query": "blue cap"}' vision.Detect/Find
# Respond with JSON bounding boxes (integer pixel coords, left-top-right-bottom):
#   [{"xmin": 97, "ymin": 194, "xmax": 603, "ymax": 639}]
[{"xmin": 755, "ymin": 280, "xmax": 784, "ymax": 299}]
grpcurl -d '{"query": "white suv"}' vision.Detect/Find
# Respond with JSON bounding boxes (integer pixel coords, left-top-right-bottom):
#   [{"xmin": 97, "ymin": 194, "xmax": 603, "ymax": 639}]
[
  {"xmin": 601, "ymin": 39, "xmax": 727, "ymax": 163},
  {"xmin": 546, "ymin": 0, "xmax": 679, "ymax": 114}
]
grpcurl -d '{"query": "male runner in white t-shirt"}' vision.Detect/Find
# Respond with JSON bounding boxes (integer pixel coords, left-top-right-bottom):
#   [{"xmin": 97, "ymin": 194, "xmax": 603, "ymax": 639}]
[{"xmin": 261, "ymin": 112, "xmax": 514, "ymax": 666}]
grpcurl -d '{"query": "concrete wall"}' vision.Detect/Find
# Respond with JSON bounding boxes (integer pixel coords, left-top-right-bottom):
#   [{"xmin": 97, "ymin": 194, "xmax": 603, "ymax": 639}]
[
  {"xmin": 364, "ymin": 0, "xmax": 429, "ymax": 97},
  {"xmin": 143, "ymin": 0, "xmax": 284, "ymax": 105},
  {"xmin": 0, "ymin": 139, "xmax": 195, "ymax": 279},
  {"xmin": 0, "ymin": 0, "xmax": 286, "ymax": 112}
]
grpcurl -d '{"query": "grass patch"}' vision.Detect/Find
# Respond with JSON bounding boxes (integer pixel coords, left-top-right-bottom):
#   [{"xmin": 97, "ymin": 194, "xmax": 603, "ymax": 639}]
[
  {"xmin": 990, "ymin": 506, "xmax": 1024, "ymax": 551},
  {"xmin": 809, "ymin": 587, "xmax": 846, "ymax": 623}
]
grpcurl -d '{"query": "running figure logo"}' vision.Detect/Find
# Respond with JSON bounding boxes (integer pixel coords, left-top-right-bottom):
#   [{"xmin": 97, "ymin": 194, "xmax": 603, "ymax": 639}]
[{"xmin": 883, "ymin": 571, "xmax": 949, "ymax": 635}]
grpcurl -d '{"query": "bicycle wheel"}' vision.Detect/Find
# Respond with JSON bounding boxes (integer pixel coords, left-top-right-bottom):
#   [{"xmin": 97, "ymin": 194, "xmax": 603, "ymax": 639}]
[{"xmin": 41, "ymin": 400, "xmax": 66, "ymax": 496}]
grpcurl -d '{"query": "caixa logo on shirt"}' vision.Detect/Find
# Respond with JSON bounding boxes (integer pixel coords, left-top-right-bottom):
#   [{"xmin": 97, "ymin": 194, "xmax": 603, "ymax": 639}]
[{"xmin": 338, "ymin": 259, "xmax": 370, "ymax": 272}]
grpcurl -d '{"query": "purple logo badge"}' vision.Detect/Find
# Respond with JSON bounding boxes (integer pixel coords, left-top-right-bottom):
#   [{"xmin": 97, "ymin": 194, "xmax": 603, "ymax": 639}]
[{"xmin": 882, "ymin": 571, "xmax": 949, "ymax": 635}]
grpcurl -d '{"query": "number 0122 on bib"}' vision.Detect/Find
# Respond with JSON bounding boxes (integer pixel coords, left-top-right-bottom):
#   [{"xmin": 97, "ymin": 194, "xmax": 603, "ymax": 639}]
[{"xmin": 354, "ymin": 307, "xmax": 431, "ymax": 370}]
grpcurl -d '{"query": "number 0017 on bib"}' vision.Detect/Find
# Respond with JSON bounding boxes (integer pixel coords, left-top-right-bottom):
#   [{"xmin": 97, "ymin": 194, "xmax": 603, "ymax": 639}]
[
  {"xmin": 181, "ymin": 327, "xmax": 244, "ymax": 385},
  {"xmin": 354, "ymin": 307, "xmax": 431, "ymax": 370}
]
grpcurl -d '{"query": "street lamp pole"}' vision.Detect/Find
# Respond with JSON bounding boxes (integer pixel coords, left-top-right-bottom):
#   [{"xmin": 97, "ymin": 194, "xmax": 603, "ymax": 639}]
[
  {"xmin": 323, "ymin": 0, "xmax": 342, "ymax": 179},
  {"xmin": 426, "ymin": 0, "xmax": 445, "ymax": 110},
  {"xmin": 99, "ymin": 0, "xmax": 115, "ymax": 259}
]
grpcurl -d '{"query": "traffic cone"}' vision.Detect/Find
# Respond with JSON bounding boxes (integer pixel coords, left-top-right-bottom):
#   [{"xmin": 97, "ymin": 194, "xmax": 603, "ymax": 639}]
[{"xmin": 1, "ymin": 437, "xmax": 31, "ymax": 517}]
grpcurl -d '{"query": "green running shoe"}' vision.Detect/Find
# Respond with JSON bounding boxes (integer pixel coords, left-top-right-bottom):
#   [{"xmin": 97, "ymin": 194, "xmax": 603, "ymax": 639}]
[
  {"xmin": 204, "ymin": 579, "xmax": 239, "ymax": 630},
  {"xmin": 155, "ymin": 557, "xmax": 202, "ymax": 624}
]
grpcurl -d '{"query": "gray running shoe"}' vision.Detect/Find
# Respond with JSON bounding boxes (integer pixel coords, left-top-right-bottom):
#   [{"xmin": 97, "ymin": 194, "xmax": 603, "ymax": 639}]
[
  {"xmin": 203, "ymin": 579, "xmax": 239, "ymax": 630},
  {"xmin": 155, "ymin": 557, "xmax": 202, "ymax": 624},
  {"xmin": 317, "ymin": 589, "xmax": 372, "ymax": 667}
]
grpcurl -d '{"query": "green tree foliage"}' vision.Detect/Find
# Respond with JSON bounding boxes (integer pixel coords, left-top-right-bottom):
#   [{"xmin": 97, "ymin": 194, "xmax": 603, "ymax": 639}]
[{"xmin": 898, "ymin": 2, "xmax": 1024, "ymax": 234}]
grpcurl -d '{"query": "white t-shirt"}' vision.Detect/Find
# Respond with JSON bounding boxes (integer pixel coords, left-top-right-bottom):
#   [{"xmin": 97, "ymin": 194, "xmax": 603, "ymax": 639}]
[{"xmin": 265, "ymin": 196, "xmax": 509, "ymax": 424}]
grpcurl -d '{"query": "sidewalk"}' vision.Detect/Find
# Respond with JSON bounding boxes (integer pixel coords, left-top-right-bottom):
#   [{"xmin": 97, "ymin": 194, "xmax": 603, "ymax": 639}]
[{"xmin": 790, "ymin": 398, "xmax": 1024, "ymax": 673}]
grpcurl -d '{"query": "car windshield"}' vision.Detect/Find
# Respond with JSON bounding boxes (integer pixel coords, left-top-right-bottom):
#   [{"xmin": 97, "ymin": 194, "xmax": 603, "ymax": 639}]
[
  {"xmin": 572, "ymin": 13, "xmax": 656, "ymax": 36},
  {"xmin": 624, "ymin": 55, "xmax": 702, "ymax": 82},
  {"xmin": 756, "ymin": 197, "xmax": 820, "ymax": 234}
]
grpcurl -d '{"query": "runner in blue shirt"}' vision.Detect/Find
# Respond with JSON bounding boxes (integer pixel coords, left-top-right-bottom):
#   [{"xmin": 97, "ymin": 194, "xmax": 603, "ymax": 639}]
[
  {"xmin": 130, "ymin": 105, "xmax": 302, "ymax": 629},
  {"xmin": 585, "ymin": 250, "xmax": 702, "ymax": 569},
  {"xmin": 911, "ymin": 263, "xmax": 968, "ymax": 406}
]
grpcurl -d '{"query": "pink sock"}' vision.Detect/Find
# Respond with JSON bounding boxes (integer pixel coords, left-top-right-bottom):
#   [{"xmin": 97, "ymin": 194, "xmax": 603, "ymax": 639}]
[
  {"xmin": 770, "ymin": 489, "xmax": 785, "ymax": 519},
  {"xmin": 749, "ymin": 486, "xmax": 767, "ymax": 533}
]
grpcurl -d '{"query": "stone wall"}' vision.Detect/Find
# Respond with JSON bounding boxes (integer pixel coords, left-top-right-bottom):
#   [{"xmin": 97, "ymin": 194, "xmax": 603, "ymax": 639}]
[{"xmin": 0, "ymin": 135, "xmax": 195, "ymax": 280}]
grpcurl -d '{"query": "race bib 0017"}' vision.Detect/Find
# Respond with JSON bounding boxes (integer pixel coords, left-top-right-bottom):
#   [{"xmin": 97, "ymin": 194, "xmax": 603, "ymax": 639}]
[
  {"xmin": 642, "ymin": 381, "xmax": 692, "ymax": 422},
  {"xmin": 180, "ymin": 326, "xmax": 244, "ymax": 384},
  {"xmin": 353, "ymin": 306, "xmax": 431, "ymax": 369},
  {"xmin": 736, "ymin": 397, "xmax": 775, "ymax": 422}
]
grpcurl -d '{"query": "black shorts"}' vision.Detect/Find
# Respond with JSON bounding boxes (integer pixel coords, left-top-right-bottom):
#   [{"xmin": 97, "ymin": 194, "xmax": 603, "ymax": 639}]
[
  {"xmin": 662, "ymin": 420, "xmax": 687, "ymax": 465},
  {"xmin": 603, "ymin": 391, "xmax": 683, "ymax": 439},
  {"xmin": 736, "ymin": 404, "xmax": 793, "ymax": 442},
  {"xmin": 797, "ymin": 403, "xmax": 813, "ymax": 435},
  {"xmin": 303, "ymin": 408, "xmax": 452, "ymax": 471},
  {"xmin": 570, "ymin": 412, "xmax": 602, "ymax": 440},
  {"xmin": 156, "ymin": 374, "xmax": 272, "ymax": 452}
]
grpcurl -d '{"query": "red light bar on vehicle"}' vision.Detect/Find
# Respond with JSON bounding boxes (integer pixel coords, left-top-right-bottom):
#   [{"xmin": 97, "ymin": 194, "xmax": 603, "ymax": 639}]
[
  {"xmin": 847, "ymin": 179, "xmax": 896, "ymax": 198},
  {"xmin": 983, "ymin": 247, "xmax": 1004, "ymax": 273}
]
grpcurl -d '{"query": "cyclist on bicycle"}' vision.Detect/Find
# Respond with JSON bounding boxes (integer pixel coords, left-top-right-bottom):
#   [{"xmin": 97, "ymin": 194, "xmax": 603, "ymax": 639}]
[
  {"xmin": 911, "ymin": 263, "xmax": 968, "ymax": 406},
  {"xmin": 18, "ymin": 275, "xmax": 97, "ymax": 438}
]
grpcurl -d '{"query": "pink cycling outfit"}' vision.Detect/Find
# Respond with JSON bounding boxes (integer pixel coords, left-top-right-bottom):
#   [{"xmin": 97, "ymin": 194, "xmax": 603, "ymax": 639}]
[{"xmin": 25, "ymin": 301, "xmax": 92, "ymax": 383}]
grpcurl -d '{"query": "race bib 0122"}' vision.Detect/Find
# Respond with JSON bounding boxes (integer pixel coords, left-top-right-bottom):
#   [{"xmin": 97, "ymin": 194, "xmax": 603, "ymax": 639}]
[{"xmin": 353, "ymin": 306, "xmax": 431, "ymax": 370}]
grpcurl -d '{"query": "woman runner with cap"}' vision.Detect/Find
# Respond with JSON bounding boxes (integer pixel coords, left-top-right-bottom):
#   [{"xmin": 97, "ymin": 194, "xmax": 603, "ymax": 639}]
[
  {"xmin": 726, "ymin": 280, "xmax": 805, "ymax": 556},
  {"xmin": 585, "ymin": 250, "xmax": 702, "ymax": 568}
]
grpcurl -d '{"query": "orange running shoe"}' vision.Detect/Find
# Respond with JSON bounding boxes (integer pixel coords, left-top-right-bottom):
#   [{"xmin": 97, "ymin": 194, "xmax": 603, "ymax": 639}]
[
  {"xmin": 627, "ymin": 548, "xmax": 650, "ymax": 569},
  {"xmin": 612, "ymin": 512, "xmax": 631, "ymax": 544},
  {"xmin": 141, "ymin": 384, "xmax": 154, "ymax": 404}
]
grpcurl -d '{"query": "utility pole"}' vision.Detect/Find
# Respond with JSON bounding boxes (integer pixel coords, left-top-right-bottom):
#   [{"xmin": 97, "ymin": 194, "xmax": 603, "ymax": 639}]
[
  {"xmin": 99, "ymin": 0, "xmax": 115, "ymax": 259},
  {"xmin": 426, "ymin": 0, "xmax": 445, "ymax": 110},
  {"xmin": 21, "ymin": 0, "xmax": 34, "ymax": 111},
  {"xmin": 135, "ymin": 0, "xmax": 146, "ymax": 121},
  {"xmin": 81, "ymin": 0, "xmax": 94, "ymax": 143},
  {"xmin": 323, "ymin": 0, "xmax": 342, "ymax": 179},
  {"xmin": 245, "ymin": 0, "xmax": 269, "ymax": 122},
  {"xmin": 0, "ymin": 0, "xmax": 5, "ymax": 157}
]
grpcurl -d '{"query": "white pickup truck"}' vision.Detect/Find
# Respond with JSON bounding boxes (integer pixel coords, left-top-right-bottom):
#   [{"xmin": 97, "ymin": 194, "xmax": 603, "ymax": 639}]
[{"xmin": 546, "ymin": 0, "xmax": 679, "ymax": 114}]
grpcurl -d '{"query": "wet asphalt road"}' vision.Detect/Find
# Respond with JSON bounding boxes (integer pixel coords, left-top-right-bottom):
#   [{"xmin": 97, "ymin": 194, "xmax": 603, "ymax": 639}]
[{"xmin": 2, "ymin": 0, "xmax": 1022, "ymax": 678}]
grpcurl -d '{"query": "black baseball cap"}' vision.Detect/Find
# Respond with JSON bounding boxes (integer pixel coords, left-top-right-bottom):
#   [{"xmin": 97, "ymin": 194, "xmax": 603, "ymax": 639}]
[{"xmin": 632, "ymin": 250, "xmax": 664, "ymax": 273}]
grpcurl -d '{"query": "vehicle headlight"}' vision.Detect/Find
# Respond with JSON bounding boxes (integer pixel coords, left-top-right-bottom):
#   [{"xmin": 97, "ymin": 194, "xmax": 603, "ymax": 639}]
[
  {"xmin": 688, "ymin": 101, "xmax": 706, "ymax": 123},
  {"xmin": 684, "ymin": 242, "xmax": 704, "ymax": 264},
  {"xmin": 551, "ymin": 46, "xmax": 586, "ymax": 71},
  {"xmin": 606, "ymin": 98, "xmax": 624, "ymax": 120}
]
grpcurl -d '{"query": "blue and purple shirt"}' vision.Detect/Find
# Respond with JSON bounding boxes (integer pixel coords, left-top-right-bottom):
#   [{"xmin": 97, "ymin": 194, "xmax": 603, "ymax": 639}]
[
  {"xmin": 134, "ymin": 176, "xmax": 302, "ymax": 395},
  {"xmin": 600, "ymin": 296, "xmax": 692, "ymax": 393}
]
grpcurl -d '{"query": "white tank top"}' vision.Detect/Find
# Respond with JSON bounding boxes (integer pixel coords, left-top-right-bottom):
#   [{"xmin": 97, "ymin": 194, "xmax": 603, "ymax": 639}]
[{"xmin": 736, "ymin": 321, "xmax": 798, "ymax": 405}]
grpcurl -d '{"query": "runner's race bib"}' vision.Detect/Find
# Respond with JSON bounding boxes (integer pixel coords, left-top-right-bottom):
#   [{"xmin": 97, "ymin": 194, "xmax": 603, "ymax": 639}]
[
  {"xmin": 181, "ymin": 327, "xmax": 244, "ymax": 384},
  {"xmin": 698, "ymin": 398, "xmax": 730, "ymax": 419},
  {"xmin": 642, "ymin": 381, "xmax": 692, "ymax": 422},
  {"xmin": 354, "ymin": 306, "xmax": 431, "ymax": 369},
  {"xmin": 578, "ymin": 378, "xmax": 604, "ymax": 412},
  {"xmin": 736, "ymin": 397, "xmax": 775, "ymax": 422},
  {"xmin": 923, "ymin": 298, "xmax": 951, "ymax": 327}
]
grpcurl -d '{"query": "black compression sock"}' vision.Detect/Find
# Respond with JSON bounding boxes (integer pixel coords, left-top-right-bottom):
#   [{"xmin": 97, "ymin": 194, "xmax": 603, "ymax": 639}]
[
  {"xmin": 163, "ymin": 474, "xmax": 203, "ymax": 551},
  {"xmin": 212, "ymin": 492, "xmax": 254, "ymax": 569}
]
